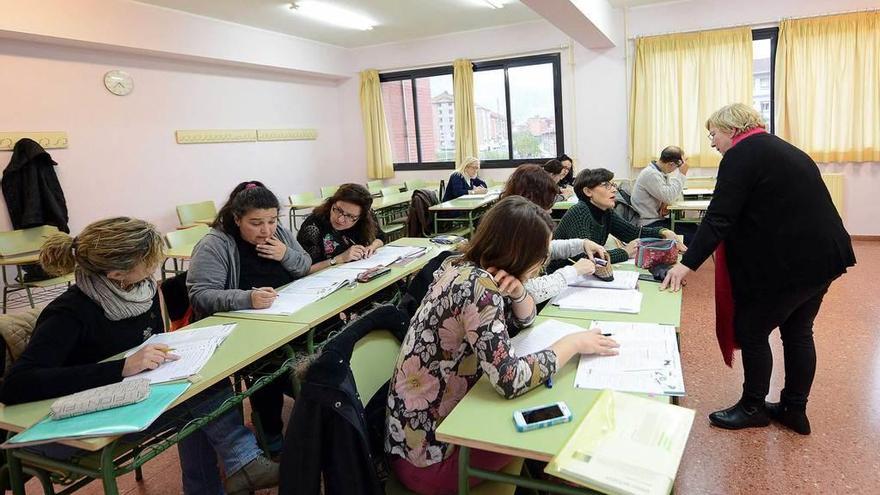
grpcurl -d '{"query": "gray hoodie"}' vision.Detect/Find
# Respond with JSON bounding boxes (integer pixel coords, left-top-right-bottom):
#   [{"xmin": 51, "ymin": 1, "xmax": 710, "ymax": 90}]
[{"xmin": 187, "ymin": 226, "xmax": 311, "ymax": 320}]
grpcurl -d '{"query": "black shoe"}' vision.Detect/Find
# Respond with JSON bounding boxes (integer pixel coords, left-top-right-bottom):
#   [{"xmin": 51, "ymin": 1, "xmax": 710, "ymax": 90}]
[
  {"xmin": 766, "ymin": 402, "xmax": 811, "ymax": 435},
  {"xmin": 708, "ymin": 402, "xmax": 770, "ymax": 430},
  {"xmin": 225, "ymin": 454, "xmax": 279, "ymax": 495}
]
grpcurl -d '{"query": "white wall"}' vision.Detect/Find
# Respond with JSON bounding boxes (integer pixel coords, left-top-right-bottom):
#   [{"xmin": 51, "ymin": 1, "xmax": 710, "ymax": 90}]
[{"xmin": 624, "ymin": 0, "xmax": 880, "ymax": 234}]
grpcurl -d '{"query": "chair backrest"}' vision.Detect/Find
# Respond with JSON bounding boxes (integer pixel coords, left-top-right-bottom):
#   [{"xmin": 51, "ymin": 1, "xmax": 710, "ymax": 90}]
[
  {"xmin": 0, "ymin": 225, "xmax": 61, "ymax": 257},
  {"xmin": 176, "ymin": 200, "xmax": 216, "ymax": 226},
  {"xmin": 289, "ymin": 191, "xmax": 318, "ymax": 205},
  {"xmin": 165, "ymin": 224, "xmax": 210, "ymax": 249},
  {"xmin": 404, "ymin": 179, "xmax": 425, "ymax": 191},
  {"xmin": 381, "ymin": 186, "xmax": 401, "ymax": 197},
  {"xmin": 367, "ymin": 180, "xmax": 384, "ymax": 195},
  {"xmin": 349, "ymin": 329, "xmax": 401, "ymax": 407},
  {"xmin": 320, "ymin": 185, "xmax": 339, "ymax": 198}
]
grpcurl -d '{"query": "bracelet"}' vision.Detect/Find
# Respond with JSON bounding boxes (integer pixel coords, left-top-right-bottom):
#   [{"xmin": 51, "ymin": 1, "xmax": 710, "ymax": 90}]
[{"xmin": 511, "ymin": 289, "xmax": 529, "ymax": 304}]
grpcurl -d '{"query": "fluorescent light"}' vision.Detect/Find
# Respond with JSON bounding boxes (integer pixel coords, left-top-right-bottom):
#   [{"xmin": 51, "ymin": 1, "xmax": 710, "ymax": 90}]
[
  {"xmin": 482, "ymin": 0, "xmax": 505, "ymax": 8},
  {"xmin": 288, "ymin": 2, "xmax": 376, "ymax": 31}
]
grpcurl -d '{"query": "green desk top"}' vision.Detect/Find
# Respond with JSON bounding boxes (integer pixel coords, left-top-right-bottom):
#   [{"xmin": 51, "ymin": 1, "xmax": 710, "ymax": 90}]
[
  {"xmin": 0, "ymin": 316, "xmax": 305, "ymax": 451},
  {"xmin": 551, "ymin": 199, "xmax": 577, "ymax": 210},
  {"xmin": 429, "ymin": 194, "xmax": 500, "ymax": 211},
  {"xmin": 372, "ymin": 191, "xmax": 414, "ymax": 210},
  {"xmin": 435, "ymin": 316, "xmax": 669, "ymax": 462},
  {"xmin": 538, "ymin": 264, "xmax": 682, "ymax": 326},
  {"xmin": 165, "ymin": 243, "xmax": 196, "ymax": 260},
  {"xmin": 668, "ymin": 199, "xmax": 711, "ymax": 211},
  {"xmin": 217, "ymin": 238, "xmax": 449, "ymax": 327},
  {"xmin": 287, "ymin": 199, "xmax": 323, "ymax": 210}
]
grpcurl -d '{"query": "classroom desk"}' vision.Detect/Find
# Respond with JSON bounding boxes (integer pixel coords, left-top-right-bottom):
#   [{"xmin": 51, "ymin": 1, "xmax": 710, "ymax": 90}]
[
  {"xmin": 681, "ymin": 187, "xmax": 714, "ymax": 199},
  {"xmin": 0, "ymin": 316, "xmax": 307, "ymax": 495},
  {"xmin": 215, "ymin": 238, "xmax": 450, "ymax": 349},
  {"xmin": 668, "ymin": 199, "xmax": 710, "ymax": 232},
  {"xmin": 0, "ymin": 253, "xmax": 74, "ymax": 312},
  {"xmin": 372, "ymin": 190, "xmax": 414, "ymax": 211},
  {"xmin": 538, "ymin": 264, "xmax": 682, "ymax": 327},
  {"xmin": 429, "ymin": 192, "xmax": 500, "ymax": 235},
  {"xmin": 551, "ymin": 198, "xmax": 577, "ymax": 211},
  {"xmin": 436, "ymin": 316, "xmax": 670, "ymax": 494},
  {"xmin": 286, "ymin": 197, "xmax": 323, "ymax": 231}
]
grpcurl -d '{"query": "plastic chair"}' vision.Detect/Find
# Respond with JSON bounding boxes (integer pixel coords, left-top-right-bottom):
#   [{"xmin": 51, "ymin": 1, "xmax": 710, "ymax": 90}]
[
  {"xmin": 175, "ymin": 200, "xmax": 216, "ymax": 227},
  {"xmin": 320, "ymin": 185, "xmax": 339, "ymax": 198},
  {"xmin": 162, "ymin": 224, "xmax": 210, "ymax": 279},
  {"xmin": 0, "ymin": 226, "xmax": 73, "ymax": 313},
  {"xmin": 381, "ymin": 186, "xmax": 402, "ymax": 197}
]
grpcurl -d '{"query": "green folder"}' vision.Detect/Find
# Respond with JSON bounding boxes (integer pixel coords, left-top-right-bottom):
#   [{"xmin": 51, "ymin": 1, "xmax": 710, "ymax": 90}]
[{"xmin": 3, "ymin": 382, "xmax": 190, "ymax": 448}]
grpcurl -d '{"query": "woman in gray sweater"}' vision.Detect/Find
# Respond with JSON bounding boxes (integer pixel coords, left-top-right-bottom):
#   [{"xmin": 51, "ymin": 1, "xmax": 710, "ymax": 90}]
[{"xmin": 188, "ymin": 180, "xmax": 311, "ymax": 454}]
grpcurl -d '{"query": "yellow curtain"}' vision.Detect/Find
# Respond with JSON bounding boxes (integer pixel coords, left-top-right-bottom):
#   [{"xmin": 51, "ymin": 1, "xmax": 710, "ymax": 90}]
[
  {"xmin": 359, "ymin": 69, "xmax": 394, "ymax": 179},
  {"xmin": 453, "ymin": 59, "xmax": 478, "ymax": 166},
  {"xmin": 630, "ymin": 27, "xmax": 753, "ymax": 168},
  {"xmin": 776, "ymin": 11, "xmax": 880, "ymax": 162}
]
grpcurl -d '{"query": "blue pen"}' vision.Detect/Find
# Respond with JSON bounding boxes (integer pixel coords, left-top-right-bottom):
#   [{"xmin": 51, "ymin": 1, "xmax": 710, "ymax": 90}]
[{"xmin": 545, "ymin": 376, "xmax": 554, "ymax": 389}]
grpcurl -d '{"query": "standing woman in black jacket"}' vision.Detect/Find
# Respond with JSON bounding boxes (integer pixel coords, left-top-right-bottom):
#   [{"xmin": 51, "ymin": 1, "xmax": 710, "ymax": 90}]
[{"xmin": 662, "ymin": 103, "xmax": 855, "ymax": 435}]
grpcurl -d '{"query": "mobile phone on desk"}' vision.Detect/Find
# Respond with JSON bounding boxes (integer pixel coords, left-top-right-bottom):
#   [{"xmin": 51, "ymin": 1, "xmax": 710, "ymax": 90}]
[
  {"xmin": 513, "ymin": 402, "xmax": 572, "ymax": 432},
  {"xmin": 356, "ymin": 266, "xmax": 391, "ymax": 283}
]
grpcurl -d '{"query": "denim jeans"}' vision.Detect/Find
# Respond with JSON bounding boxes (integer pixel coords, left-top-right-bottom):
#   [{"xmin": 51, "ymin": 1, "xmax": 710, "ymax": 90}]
[{"xmin": 28, "ymin": 381, "xmax": 261, "ymax": 495}]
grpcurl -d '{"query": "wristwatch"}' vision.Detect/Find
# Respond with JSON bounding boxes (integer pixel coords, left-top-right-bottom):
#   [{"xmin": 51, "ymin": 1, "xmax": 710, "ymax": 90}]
[{"xmin": 329, "ymin": 256, "xmax": 337, "ymax": 266}]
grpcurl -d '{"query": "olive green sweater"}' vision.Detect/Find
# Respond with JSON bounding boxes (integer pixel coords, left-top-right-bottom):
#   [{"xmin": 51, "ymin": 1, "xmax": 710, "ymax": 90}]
[{"xmin": 554, "ymin": 201, "xmax": 665, "ymax": 263}]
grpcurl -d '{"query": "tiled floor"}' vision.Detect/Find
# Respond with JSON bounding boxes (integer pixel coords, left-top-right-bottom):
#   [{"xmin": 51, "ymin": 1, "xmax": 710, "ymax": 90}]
[{"xmin": 15, "ymin": 241, "xmax": 880, "ymax": 494}]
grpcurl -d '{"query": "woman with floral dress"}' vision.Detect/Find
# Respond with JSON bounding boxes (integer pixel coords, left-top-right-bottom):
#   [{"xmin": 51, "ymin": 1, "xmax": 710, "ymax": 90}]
[{"xmin": 384, "ymin": 196, "xmax": 619, "ymax": 495}]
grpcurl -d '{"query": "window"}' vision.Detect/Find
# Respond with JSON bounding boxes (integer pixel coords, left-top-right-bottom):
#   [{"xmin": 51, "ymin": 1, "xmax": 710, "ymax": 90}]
[
  {"xmin": 380, "ymin": 54, "xmax": 563, "ymax": 170},
  {"xmin": 752, "ymin": 28, "xmax": 778, "ymax": 133}
]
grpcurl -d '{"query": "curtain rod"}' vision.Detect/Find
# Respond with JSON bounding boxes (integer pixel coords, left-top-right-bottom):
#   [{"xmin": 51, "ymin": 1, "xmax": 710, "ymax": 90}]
[
  {"xmin": 627, "ymin": 7, "xmax": 878, "ymax": 40},
  {"xmin": 376, "ymin": 45, "xmax": 569, "ymax": 74}
]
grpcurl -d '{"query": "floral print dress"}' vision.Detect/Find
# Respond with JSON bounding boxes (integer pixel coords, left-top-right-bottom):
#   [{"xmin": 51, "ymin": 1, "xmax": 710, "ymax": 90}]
[{"xmin": 385, "ymin": 256, "xmax": 557, "ymax": 467}]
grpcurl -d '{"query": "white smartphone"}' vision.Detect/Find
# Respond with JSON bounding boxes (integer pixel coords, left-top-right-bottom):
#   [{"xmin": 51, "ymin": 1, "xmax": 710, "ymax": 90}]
[{"xmin": 512, "ymin": 401, "xmax": 572, "ymax": 432}]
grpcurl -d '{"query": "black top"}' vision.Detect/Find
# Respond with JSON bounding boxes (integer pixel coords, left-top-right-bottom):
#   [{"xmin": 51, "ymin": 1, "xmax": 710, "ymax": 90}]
[
  {"xmin": 234, "ymin": 231, "xmax": 295, "ymax": 290},
  {"xmin": 681, "ymin": 132, "xmax": 855, "ymax": 301},
  {"xmin": 0, "ymin": 286, "xmax": 163, "ymax": 405},
  {"xmin": 296, "ymin": 213, "xmax": 386, "ymax": 264}
]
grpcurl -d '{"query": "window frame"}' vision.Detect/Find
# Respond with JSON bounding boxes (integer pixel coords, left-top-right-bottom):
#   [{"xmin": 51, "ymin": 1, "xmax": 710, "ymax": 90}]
[
  {"xmin": 752, "ymin": 27, "xmax": 778, "ymax": 134},
  {"xmin": 379, "ymin": 53, "xmax": 564, "ymax": 171}
]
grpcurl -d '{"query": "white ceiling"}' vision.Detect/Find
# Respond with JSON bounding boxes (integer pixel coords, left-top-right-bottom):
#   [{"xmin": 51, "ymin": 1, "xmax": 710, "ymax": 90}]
[{"xmin": 135, "ymin": 0, "xmax": 544, "ymax": 48}]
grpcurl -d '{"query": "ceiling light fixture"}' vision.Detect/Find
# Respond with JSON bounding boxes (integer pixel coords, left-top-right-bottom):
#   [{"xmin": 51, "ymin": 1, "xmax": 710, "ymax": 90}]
[
  {"xmin": 482, "ymin": 0, "xmax": 505, "ymax": 8},
  {"xmin": 288, "ymin": 2, "xmax": 376, "ymax": 31}
]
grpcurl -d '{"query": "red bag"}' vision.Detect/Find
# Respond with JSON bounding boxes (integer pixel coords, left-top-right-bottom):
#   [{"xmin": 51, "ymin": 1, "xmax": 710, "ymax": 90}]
[{"xmin": 635, "ymin": 238, "xmax": 678, "ymax": 269}]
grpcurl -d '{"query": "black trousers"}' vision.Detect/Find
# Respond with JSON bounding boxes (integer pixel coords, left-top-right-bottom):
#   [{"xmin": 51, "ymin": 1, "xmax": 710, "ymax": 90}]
[
  {"xmin": 734, "ymin": 280, "xmax": 832, "ymax": 408},
  {"xmin": 250, "ymin": 372, "xmax": 290, "ymax": 439}
]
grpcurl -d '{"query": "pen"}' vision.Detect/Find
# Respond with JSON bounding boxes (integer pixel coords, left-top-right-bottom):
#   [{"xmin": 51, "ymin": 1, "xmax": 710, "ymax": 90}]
[
  {"xmin": 545, "ymin": 376, "xmax": 554, "ymax": 389},
  {"xmin": 601, "ymin": 333, "xmax": 613, "ymax": 337},
  {"xmin": 251, "ymin": 287, "xmax": 279, "ymax": 297}
]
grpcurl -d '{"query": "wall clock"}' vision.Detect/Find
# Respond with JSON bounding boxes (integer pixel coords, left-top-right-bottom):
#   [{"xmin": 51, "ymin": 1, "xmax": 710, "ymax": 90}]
[{"xmin": 104, "ymin": 70, "xmax": 134, "ymax": 96}]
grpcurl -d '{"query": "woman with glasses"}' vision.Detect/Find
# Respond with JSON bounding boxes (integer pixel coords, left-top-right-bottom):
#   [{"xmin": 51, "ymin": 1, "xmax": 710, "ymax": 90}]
[
  {"xmin": 188, "ymin": 180, "xmax": 312, "ymax": 455},
  {"xmin": 385, "ymin": 196, "xmax": 618, "ymax": 494},
  {"xmin": 554, "ymin": 168, "xmax": 683, "ymax": 264},
  {"xmin": 542, "ymin": 159, "xmax": 575, "ymax": 202},
  {"xmin": 441, "ymin": 156, "xmax": 488, "ymax": 202},
  {"xmin": 297, "ymin": 183, "xmax": 386, "ymax": 273}
]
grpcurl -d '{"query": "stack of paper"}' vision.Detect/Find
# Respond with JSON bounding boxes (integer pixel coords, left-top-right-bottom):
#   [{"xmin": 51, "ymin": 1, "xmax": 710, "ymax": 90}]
[
  {"xmin": 545, "ymin": 390, "xmax": 695, "ymax": 495},
  {"xmin": 279, "ymin": 268, "xmax": 365, "ymax": 298},
  {"xmin": 575, "ymin": 321, "xmax": 685, "ymax": 396},
  {"xmin": 123, "ymin": 323, "xmax": 236, "ymax": 384},
  {"xmin": 553, "ymin": 287, "xmax": 643, "ymax": 314},
  {"xmin": 344, "ymin": 245, "xmax": 427, "ymax": 270},
  {"xmin": 570, "ymin": 270, "xmax": 639, "ymax": 290},
  {"xmin": 3, "ymin": 382, "xmax": 191, "ymax": 448},
  {"xmin": 234, "ymin": 292, "xmax": 320, "ymax": 316},
  {"xmin": 509, "ymin": 319, "xmax": 586, "ymax": 356}
]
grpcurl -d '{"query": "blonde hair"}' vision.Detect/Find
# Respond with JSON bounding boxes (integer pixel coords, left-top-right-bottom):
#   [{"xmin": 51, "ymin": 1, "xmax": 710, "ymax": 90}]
[
  {"xmin": 455, "ymin": 156, "xmax": 480, "ymax": 175},
  {"xmin": 40, "ymin": 217, "xmax": 165, "ymax": 277},
  {"xmin": 706, "ymin": 103, "xmax": 766, "ymax": 135}
]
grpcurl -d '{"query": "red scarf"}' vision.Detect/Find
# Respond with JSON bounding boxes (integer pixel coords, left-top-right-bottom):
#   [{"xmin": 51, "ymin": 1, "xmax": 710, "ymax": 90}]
[{"xmin": 714, "ymin": 127, "xmax": 766, "ymax": 367}]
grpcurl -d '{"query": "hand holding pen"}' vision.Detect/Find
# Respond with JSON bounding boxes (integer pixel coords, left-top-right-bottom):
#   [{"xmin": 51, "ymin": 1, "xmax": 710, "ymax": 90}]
[
  {"xmin": 250, "ymin": 286, "xmax": 278, "ymax": 309},
  {"xmin": 122, "ymin": 344, "xmax": 179, "ymax": 377}
]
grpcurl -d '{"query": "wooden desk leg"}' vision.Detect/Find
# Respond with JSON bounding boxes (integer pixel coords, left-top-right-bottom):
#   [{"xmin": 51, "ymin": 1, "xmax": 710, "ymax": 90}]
[{"xmin": 458, "ymin": 445, "xmax": 472, "ymax": 495}]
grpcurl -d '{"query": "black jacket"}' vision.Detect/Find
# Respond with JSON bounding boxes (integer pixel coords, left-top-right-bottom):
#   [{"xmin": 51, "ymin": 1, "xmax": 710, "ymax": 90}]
[
  {"xmin": 405, "ymin": 188, "xmax": 439, "ymax": 237},
  {"xmin": 682, "ymin": 132, "xmax": 855, "ymax": 301},
  {"xmin": 279, "ymin": 305, "xmax": 409, "ymax": 495},
  {"xmin": 2, "ymin": 138, "xmax": 69, "ymax": 233}
]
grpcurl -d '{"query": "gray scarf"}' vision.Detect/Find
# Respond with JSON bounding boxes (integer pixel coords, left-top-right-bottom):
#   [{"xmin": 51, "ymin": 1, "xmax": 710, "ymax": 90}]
[{"xmin": 75, "ymin": 270, "xmax": 157, "ymax": 321}]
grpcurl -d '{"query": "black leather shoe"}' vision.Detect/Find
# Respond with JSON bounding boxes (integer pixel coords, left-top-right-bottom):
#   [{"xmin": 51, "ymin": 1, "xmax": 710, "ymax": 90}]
[
  {"xmin": 766, "ymin": 402, "xmax": 811, "ymax": 435},
  {"xmin": 708, "ymin": 402, "xmax": 770, "ymax": 430}
]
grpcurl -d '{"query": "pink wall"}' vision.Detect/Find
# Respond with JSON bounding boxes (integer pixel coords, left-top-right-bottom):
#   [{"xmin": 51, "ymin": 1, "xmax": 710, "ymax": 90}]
[{"xmin": 0, "ymin": 38, "xmax": 350, "ymax": 234}]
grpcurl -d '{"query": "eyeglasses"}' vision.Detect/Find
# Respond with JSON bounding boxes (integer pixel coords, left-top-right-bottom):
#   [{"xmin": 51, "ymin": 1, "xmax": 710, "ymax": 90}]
[
  {"xmin": 707, "ymin": 131, "xmax": 717, "ymax": 141},
  {"xmin": 331, "ymin": 204, "xmax": 360, "ymax": 223},
  {"xmin": 596, "ymin": 181, "xmax": 617, "ymax": 190}
]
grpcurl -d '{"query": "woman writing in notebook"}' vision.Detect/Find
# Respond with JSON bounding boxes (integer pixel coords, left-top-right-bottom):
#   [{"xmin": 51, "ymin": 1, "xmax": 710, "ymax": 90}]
[
  {"xmin": 188, "ymin": 180, "xmax": 311, "ymax": 455},
  {"xmin": 500, "ymin": 163, "xmax": 606, "ymax": 303},
  {"xmin": 542, "ymin": 159, "xmax": 575, "ymax": 202},
  {"xmin": 385, "ymin": 196, "xmax": 619, "ymax": 495},
  {"xmin": 296, "ymin": 183, "xmax": 386, "ymax": 273},
  {"xmin": 554, "ymin": 168, "xmax": 684, "ymax": 264},
  {"xmin": 0, "ymin": 217, "xmax": 277, "ymax": 494},
  {"xmin": 440, "ymin": 156, "xmax": 488, "ymax": 202}
]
